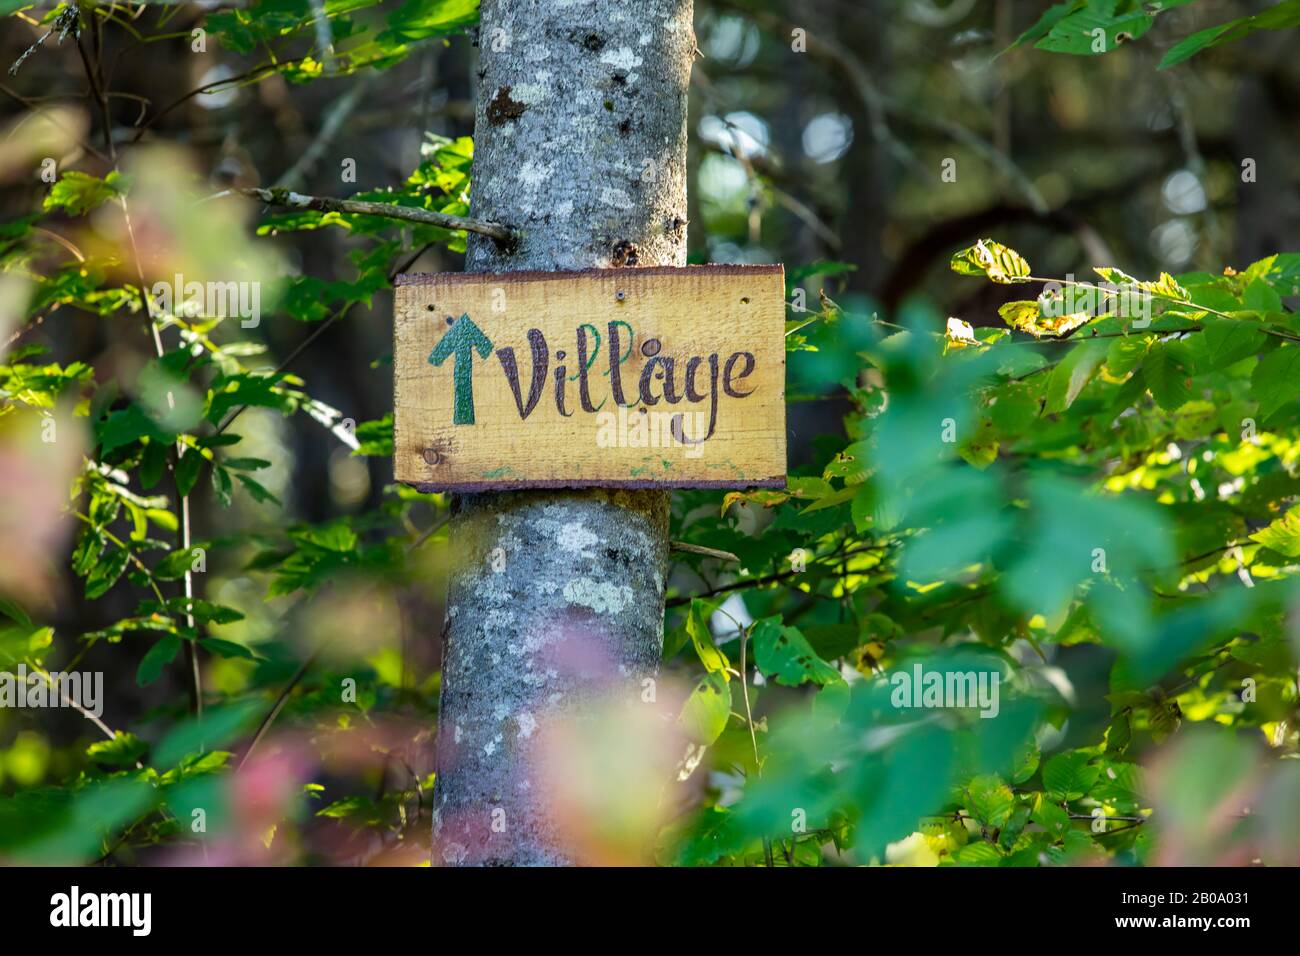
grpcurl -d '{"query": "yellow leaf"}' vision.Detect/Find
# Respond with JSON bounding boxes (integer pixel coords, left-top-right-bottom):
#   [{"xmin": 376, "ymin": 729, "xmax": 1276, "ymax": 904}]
[
  {"xmin": 998, "ymin": 299, "xmax": 1092, "ymax": 338},
  {"xmin": 950, "ymin": 238, "xmax": 1032, "ymax": 284}
]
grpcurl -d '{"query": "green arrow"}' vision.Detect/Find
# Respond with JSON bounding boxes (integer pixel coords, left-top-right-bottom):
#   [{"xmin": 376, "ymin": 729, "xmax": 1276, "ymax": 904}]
[{"xmin": 428, "ymin": 313, "xmax": 494, "ymax": 425}]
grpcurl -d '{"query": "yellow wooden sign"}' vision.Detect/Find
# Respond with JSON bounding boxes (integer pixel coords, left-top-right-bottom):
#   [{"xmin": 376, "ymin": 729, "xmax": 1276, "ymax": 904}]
[{"xmin": 393, "ymin": 265, "xmax": 787, "ymax": 491}]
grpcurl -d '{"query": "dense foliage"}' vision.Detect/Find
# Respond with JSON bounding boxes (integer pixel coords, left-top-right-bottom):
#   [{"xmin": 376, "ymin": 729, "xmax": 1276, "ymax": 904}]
[{"xmin": 0, "ymin": 0, "xmax": 1297, "ymax": 866}]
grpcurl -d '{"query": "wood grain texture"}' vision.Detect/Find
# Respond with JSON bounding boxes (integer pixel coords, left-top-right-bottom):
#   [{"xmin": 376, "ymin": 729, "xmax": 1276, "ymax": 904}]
[{"xmin": 394, "ymin": 265, "xmax": 787, "ymax": 490}]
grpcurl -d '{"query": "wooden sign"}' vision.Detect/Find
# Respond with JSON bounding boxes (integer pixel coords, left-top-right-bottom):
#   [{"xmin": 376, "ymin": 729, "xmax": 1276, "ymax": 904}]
[{"xmin": 393, "ymin": 265, "xmax": 786, "ymax": 491}]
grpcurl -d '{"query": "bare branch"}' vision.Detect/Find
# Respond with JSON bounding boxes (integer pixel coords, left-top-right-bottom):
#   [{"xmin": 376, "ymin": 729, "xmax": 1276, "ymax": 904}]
[
  {"xmin": 670, "ymin": 540, "xmax": 741, "ymax": 563},
  {"xmin": 235, "ymin": 187, "xmax": 518, "ymax": 244}
]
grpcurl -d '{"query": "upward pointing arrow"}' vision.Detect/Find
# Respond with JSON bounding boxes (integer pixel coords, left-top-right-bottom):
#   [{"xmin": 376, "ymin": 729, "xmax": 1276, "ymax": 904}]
[{"xmin": 428, "ymin": 313, "xmax": 494, "ymax": 425}]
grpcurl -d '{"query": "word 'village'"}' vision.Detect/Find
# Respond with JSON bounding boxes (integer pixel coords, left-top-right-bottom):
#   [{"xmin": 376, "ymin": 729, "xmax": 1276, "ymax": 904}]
[{"xmin": 393, "ymin": 266, "xmax": 787, "ymax": 490}]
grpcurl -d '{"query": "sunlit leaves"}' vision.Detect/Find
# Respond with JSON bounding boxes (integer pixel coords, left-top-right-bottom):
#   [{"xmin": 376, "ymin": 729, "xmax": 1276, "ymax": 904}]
[
  {"xmin": 686, "ymin": 599, "xmax": 729, "ymax": 674},
  {"xmin": 950, "ymin": 238, "xmax": 1032, "ymax": 284},
  {"xmin": 86, "ymin": 732, "xmax": 147, "ymax": 769},
  {"xmin": 678, "ymin": 670, "xmax": 731, "ymax": 745},
  {"xmin": 0, "ymin": 353, "xmax": 93, "ymax": 409},
  {"xmin": 998, "ymin": 298, "xmax": 1092, "ymax": 338},
  {"xmin": 1250, "ymin": 505, "xmax": 1300, "ymax": 557},
  {"xmin": 95, "ymin": 404, "xmax": 170, "ymax": 456},
  {"xmin": 1094, "ymin": 265, "xmax": 1189, "ymax": 304},
  {"xmin": 203, "ymin": 370, "xmax": 292, "ymax": 425},
  {"xmin": 0, "ymin": 618, "xmax": 53, "ymax": 668},
  {"xmin": 383, "ymin": 0, "xmax": 479, "ymax": 42},
  {"xmin": 42, "ymin": 171, "xmax": 123, "ymax": 216},
  {"xmin": 352, "ymin": 413, "xmax": 393, "ymax": 456}
]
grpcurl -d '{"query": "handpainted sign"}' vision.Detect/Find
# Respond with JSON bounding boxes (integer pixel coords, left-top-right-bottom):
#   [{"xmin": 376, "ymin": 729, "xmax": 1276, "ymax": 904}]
[{"xmin": 393, "ymin": 265, "xmax": 786, "ymax": 491}]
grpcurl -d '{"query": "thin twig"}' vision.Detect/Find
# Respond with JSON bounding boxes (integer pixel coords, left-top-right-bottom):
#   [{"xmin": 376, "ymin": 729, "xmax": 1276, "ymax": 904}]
[
  {"xmin": 407, "ymin": 514, "xmax": 451, "ymax": 555},
  {"xmin": 670, "ymin": 540, "xmax": 740, "ymax": 563},
  {"xmin": 233, "ymin": 186, "xmax": 517, "ymax": 244},
  {"xmin": 238, "ymin": 648, "xmax": 321, "ymax": 771},
  {"xmin": 667, "ymin": 543, "xmax": 888, "ymax": 608},
  {"xmin": 28, "ymin": 664, "xmax": 118, "ymax": 744}
]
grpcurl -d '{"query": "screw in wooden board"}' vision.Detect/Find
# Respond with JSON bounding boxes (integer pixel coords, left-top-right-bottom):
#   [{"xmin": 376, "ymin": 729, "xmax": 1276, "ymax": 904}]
[
  {"xmin": 423, "ymin": 447, "xmax": 442, "ymax": 465},
  {"xmin": 616, "ymin": 290, "xmax": 626, "ymax": 302}
]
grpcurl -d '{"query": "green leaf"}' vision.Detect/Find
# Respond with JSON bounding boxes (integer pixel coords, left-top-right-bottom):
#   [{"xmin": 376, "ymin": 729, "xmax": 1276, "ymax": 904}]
[
  {"xmin": 352, "ymin": 414, "xmax": 394, "ymax": 456},
  {"xmin": 85, "ymin": 547, "xmax": 130, "ymax": 600},
  {"xmin": 1243, "ymin": 279, "xmax": 1283, "ymax": 314},
  {"xmin": 1010, "ymin": 740, "xmax": 1041, "ymax": 785},
  {"xmin": 1159, "ymin": 0, "xmax": 1300, "ymax": 70},
  {"xmin": 1007, "ymin": 1, "xmax": 1079, "ymax": 50},
  {"xmin": 298, "ymin": 522, "xmax": 357, "ymax": 552},
  {"xmin": 1042, "ymin": 751, "xmax": 1100, "ymax": 802},
  {"xmin": 1035, "ymin": 6, "xmax": 1153, "ymax": 56},
  {"xmin": 136, "ymin": 633, "xmax": 182, "ymax": 687},
  {"xmin": 751, "ymin": 617, "xmax": 841, "ymax": 686},
  {"xmin": 96, "ymin": 404, "xmax": 169, "ymax": 455},
  {"xmin": 0, "ymin": 623, "xmax": 53, "ymax": 669},
  {"xmin": 1252, "ymin": 346, "xmax": 1300, "ymax": 418},
  {"xmin": 200, "ymin": 637, "xmax": 258, "ymax": 661},
  {"xmin": 212, "ymin": 464, "xmax": 233, "ymax": 507},
  {"xmin": 1202, "ymin": 317, "xmax": 1265, "ymax": 370},
  {"xmin": 1045, "ymin": 340, "xmax": 1107, "ymax": 413},
  {"xmin": 0, "ymin": 598, "xmax": 32, "ymax": 628},
  {"xmin": 382, "ymin": 0, "xmax": 480, "ymax": 42},
  {"xmin": 175, "ymin": 447, "xmax": 205, "ymax": 497},
  {"xmin": 86, "ymin": 732, "xmax": 147, "ymax": 768},
  {"xmin": 686, "ymin": 599, "xmax": 729, "ymax": 674},
  {"xmin": 43, "ymin": 171, "xmax": 123, "ymax": 216},
  {"xmin": 1106, "ymin": 335, "xmax": 1151, "ymax": 376},
  {"xmin": 1095, "ymin": 266, "xmax": 1190, "ymax": 304},
  {"xmin": 1143, "ymin": 340, "xmax": 1194, "ymax": 410},
  {"xmin": 965, "ymin": 774, "xmax": 1016, "ymax": 828},
  {"xmin": 1250, "ymin": 505, "xmax": 1300, "ymax": 557},
  {"xmin": 786, "ymin": 475, "xmax": 832, "ymax": 499},
  {"xmin": 222, "ymin": 457, "xmax": 272, "ymax": 471},
  {"xmin": 204, "ymin": 372, "xmax": 287, "ymax": 425},
  {"xmin": 141, "ymin": 597, "xmax": 244, "ymax": 624},
  {"xmin": 1029, "ymin": 792, "xmax": 1071, "ymax": 837},
  {"xmin": 235, "ymin": 473, "xmax": 281, "ymax": 505},
  {"xmin": 154, "ymin": 546, "xmax": 202, "ymax": 581},
  {"xmin": 678, "ymin": 670, "xmax": 731, "ymax": 745},
  {"xmin": 955, "ymin": 841, "xmax": 1005, "ymax": 866}
]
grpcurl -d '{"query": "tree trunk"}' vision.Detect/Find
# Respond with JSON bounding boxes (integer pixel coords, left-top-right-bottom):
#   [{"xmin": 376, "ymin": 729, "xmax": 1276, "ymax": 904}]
[{"xmin": 431, "ymin": 0, "xmax": 695, "ymax": 866}]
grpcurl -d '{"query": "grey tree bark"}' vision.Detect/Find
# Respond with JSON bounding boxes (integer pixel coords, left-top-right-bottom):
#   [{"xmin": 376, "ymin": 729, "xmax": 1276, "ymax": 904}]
[{"xmin": 431, "ymin": 0, "xmax": 695, "ymax": 866}]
